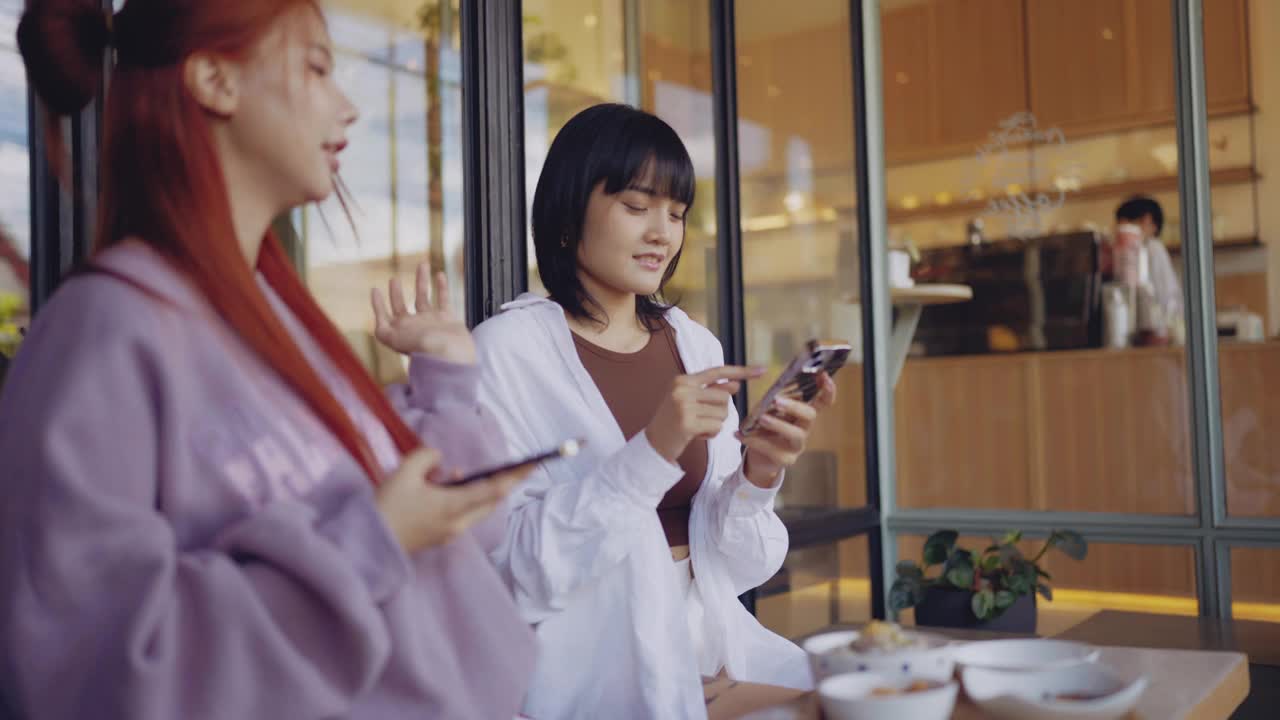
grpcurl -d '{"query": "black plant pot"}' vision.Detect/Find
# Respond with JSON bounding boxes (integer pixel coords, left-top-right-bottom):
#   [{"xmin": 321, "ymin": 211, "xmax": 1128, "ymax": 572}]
[{"xmin": 914, "ymin": 586, "xmax": 1037, "ymax": 634}]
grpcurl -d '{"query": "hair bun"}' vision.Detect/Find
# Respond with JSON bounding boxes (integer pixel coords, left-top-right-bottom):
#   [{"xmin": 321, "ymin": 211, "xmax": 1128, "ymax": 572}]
[{"xmin": 17, "ymin": 0, "xmax": 112, "ymax": 116}]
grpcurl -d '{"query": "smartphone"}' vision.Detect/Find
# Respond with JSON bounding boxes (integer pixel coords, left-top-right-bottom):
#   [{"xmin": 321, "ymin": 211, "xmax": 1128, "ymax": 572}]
[
  {"xmin": 451, "ymin": 438, "xmax": 586, "ymax": 486},
  {"xmin": 740, "ymin": 339, "xmax": 851, "ymax": 435}
]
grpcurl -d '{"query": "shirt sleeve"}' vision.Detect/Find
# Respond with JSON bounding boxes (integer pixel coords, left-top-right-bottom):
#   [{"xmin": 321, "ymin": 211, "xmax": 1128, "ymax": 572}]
[
  {"xmin": 385, "ymin": 354, "xmax": 512, "ymax": 552},
  {"xmin": 700, "ymin": 398, "xmax": 791, "ymax": 596},
  {"xmin": 475, "ymin": 340, "xmax": 684, "ymax": 623}
]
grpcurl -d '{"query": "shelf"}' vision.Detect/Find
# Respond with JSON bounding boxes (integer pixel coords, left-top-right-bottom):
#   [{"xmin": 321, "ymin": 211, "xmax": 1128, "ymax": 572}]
[
  {"xmin": 1167, "ymin": 236, "xmax": 1261, "ymax": 255},
  {"xmin": 881, "ymin": 166, "xmax": 1260, "ymax": 224}
]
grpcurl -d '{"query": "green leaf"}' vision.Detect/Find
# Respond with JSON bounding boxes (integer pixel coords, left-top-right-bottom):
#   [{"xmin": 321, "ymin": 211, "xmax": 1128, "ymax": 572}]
[
  {"xmin": 946, "ymin": 566, "xmax": 974, "ymax": 589},
  {"xmin": 890, "ymin": 577, "xmax": 924, "ymax": 611},
  {"xmin": 1005, "ymin": 566, "xmax": 1033, "ymax": 595},
  {"xmin": 1000, "ymin": 530, "xmax": 1023, "ymax": 545},
  {"xmin": 971, "ymin": 589, "xmax": 996, "ymax": 620},
  {"xmin": 1037, "ymin": 583, "xmax": 1054, "ymax": 602},
  {"xmin": 999, "ymin": 543, "xmax": 1025, "ymax": 567},
  {"xmin": 981, "ymin": 553, "xmax": 1002, "ymax": 572},
  {"xmin": 995, "ymin": 590, "xmax": 1016, "ymax": 609},
  {"xmin": 922, "ymin": 530, "xmax": 959, "ymax": 565},
  {"xmin": 1051, "ymin": 530, "xmax": 1088, "ymax": 561},
  {"xmin": 895, "ymin": 561, "xmax": 924, "ymax": 581}
]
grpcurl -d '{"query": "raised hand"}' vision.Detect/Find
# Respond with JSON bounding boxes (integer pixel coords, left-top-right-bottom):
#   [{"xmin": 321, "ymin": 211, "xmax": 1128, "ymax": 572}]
[{"xmin": 371, "ymin": 259, "xmax": 476, "ymax": 365}]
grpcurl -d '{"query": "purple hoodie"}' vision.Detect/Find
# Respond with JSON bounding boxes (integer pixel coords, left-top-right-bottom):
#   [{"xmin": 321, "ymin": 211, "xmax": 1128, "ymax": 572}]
[{"xmin": 0, "ymin": 243, "xmax": 536, "ymax": 719}]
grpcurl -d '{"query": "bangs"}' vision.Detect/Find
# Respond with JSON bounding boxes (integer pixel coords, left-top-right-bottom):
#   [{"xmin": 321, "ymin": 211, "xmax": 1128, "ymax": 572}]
[{"xmin": 597, "ymin": 115, "xmax": 696, "ymax": 208}]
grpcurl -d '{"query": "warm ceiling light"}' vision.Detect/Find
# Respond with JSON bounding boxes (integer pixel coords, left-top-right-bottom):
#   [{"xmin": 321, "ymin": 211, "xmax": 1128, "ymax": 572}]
[
  {"xmin": 900, "ymin": 195, "xmax": 920, "ymax": 210},
  {"xmin": 584, "ymin": 14, "xmax": 598, "ymax": 28}
]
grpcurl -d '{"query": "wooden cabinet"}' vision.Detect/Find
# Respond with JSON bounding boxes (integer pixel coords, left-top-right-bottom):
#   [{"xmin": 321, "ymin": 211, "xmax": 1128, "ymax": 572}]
[
  {"xmin": 879, "ymin": 0, "xmax": 1252, "ymax": 162},
  {"xmin": 1027, "ymin": 0, "xmax": 1157, "ymax": 135},
  {"xmin": 882, "ymin": 0, "xmax": 1027, "ymax": 164},
  {"xmin": 1203, "ymin": 0, "xmax": 1253, "ymax": 115},
  {"xmin": 1026, "ymin": 0, "xmax": 1252, "ymax": 137},
  {"xmin": 931, "ymin": 0, "xmax": 1028, "ymax": 149},
  {"xmin": 881, "ymin": 3, "xmax": 935, "ymax": 162}
]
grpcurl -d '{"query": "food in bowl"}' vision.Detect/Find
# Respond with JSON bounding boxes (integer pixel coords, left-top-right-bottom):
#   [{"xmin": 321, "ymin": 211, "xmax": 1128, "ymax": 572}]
[
  {"xmin": 869, "ymin": 679, "xmax": 941, "ymax": 696},
  {"xmin": 819, "ymin": 673, "xmax": 958, "ymax": 720},
  {"xmin": 847, "ymin": 621, "xmax": 930, "ymax": 653},
  {"xmin": 802, "ymin": 625, "xmax": 955, "ymax": 682},
  {"xmin": 1052, "ymin": 690, "xmax": 1110, "ymax": 702}
]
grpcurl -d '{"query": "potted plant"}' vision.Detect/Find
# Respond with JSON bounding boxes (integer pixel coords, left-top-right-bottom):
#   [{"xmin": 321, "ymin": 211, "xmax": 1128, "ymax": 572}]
[{"xmin": 889, "ymin": 529, "xmax": 1088, "ymax": 633}]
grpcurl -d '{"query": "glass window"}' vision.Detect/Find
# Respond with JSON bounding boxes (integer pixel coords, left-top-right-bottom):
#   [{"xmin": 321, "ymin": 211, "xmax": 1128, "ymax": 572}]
[
  {"xmin": 0, "ymin": 0, "xmax": 30, "ymax": 359},
  {"xmin": 757, "ymin": 536, "xmax": 870, "ymax": 639},
  {"xmin": 1230, "ymin": 547, "xmax": 1280, "ymax": 624},
  {"xmin": 734, "ymin": 0, "xmax": 871, "ymax": 638},
  {"xmin": 297, "ymin": 1, "xmax": 465, "ymax": 384},
  {"xmin": 521, "ymin": 0, "xmax": 719, "ymax": 327},
  {"xmin": 883, "ymin": 0, "xmax": 1198, "ymax": 517},
  {"xmin": 1212, "ymin": 0, "xmax": 1280, "ymax": 524},
  {"xmin": 1211, "ymin": 0, "xmax": 1280, "ymax": 626}
]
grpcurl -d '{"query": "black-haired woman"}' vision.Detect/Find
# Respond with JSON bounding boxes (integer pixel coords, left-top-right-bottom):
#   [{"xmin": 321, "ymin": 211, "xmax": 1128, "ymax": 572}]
[{"xmin": 470, "ymin": 104, "xmax": 836, "ymax": 718}]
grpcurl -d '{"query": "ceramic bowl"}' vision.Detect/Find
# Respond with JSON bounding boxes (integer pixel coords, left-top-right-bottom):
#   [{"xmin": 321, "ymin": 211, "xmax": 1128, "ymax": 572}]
[
  {"xmin": 802, "ymin": 629, "xmax": 955, "ymax": 683},
  {"xmin": 961, "ymin": 662, "xmax": 1148, "ymax": 719},
  {"xmin": 818, "ymin": 672, "xmax": 958, "ymax": 720},
  {"xmin": 949, "ymin": 638, "xmax": 1100, "ymax": 672}
]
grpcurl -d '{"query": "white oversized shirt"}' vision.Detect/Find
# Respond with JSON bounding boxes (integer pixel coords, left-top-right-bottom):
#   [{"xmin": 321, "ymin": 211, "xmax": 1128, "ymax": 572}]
[{"xmin": 474, "ymin": 294, "xmax": 812, "ymax": 720}]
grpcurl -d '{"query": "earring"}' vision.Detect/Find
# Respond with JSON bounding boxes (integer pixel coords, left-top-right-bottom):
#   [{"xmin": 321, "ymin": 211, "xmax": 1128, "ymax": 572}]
[{"xmin": 560, "ymin": 235, "xmax": 569, "ymax": 249}]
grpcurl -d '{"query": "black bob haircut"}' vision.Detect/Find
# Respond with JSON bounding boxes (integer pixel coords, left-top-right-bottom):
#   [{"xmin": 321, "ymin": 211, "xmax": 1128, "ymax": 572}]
[
  {"xmin": 1115, "ymin": 195, "xmax": 1165, "ymax": 237},
  {"xmin": 531, "ymin": 103, "xmax": 696, "ymax": 329}
]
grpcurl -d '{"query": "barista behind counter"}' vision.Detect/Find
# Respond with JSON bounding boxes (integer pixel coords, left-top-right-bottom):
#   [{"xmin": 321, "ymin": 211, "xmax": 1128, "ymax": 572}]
[{"xmin": 1114, "ymin": 195, "xmax": 1183, "ymax": 322}]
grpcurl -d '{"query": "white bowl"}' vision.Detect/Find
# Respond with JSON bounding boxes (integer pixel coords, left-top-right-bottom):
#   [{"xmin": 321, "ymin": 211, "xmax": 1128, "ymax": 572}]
[
  {"xmin": 818, "ymin": 672, "xmax": 958, "ymax": 720},
  {"xmin": 803, "ymin": 629, "xmax": 955, "ymax": 682},
  {"xmin": 962, "ymin": 662, "xmax": 1148, "ymax": 719},
  {"xmin": 950, "ymin": 639, "xmax": 1100, "ymax": 672}
]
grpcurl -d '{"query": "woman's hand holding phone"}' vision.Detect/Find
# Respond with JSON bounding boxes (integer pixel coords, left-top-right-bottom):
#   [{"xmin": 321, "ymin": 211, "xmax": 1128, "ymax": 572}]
[
  {"xmin": 376, "ymin": 447, "xmax": 528, "ymax": 553},
  {"xmin": 737, "ymin": 372, "xmax": 837, "ymax": 488},
  {"xmin": 645, "ymin": 365, "xmax": 765, "ymax": 464}
]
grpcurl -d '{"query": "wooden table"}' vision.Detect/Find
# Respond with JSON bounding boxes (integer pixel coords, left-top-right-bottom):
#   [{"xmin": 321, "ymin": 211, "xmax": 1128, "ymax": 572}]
[
  {"xmin": 887, "ymin": 284, "xmax": 972, "ymax": 387},
  {"xmin": 709, "ymin": 632, "xmax": 1249, "ymax": 719}
]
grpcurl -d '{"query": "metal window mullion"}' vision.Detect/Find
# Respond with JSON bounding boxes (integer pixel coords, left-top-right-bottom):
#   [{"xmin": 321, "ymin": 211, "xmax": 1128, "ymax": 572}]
[
  {"xmin": 850, "ymin": 0, "xmax": 892, "ymax": 621},
  {"xmin": 460, "ymin": 0, "xmax": 527, "ymax": 328},
  {"xmin": 709, "ymin": 0, "xmax": 746, "ymax": 385},
  {"xmin": 1172, "ymin": 0, "xmax": 1226, "ymax": 619},
  {"xmin": 709, "ymin": 0, "xmax": 751, "ymax": 613},
  {"xmin": 28, "ymin": 0, "xmax": 111, "ymax": 313}
]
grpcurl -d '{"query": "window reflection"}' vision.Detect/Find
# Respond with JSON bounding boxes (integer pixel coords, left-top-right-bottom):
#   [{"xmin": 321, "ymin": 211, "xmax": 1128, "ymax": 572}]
[
  {"xmin": 0, "ymin": 0, "xmax": 30, "ymax": 360},
  {"xmin": 295, "ymin": 1, "xmax": 465, "ymax": 383},
  {"xmin": 522, "ymin": 0, "xmax": 718, "ymax": 328}
]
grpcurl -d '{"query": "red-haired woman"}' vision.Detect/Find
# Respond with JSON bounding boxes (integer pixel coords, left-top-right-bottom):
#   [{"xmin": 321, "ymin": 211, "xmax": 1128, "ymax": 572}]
[{"xmin": 0, "ymin": 2, "xmax": 534, "ymax": 718}]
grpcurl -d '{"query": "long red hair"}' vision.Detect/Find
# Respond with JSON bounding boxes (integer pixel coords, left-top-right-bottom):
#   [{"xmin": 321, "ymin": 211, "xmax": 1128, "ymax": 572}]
[{"xmin": 19, "ymin": 0, "xmax": 419, "ymax": 483}]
